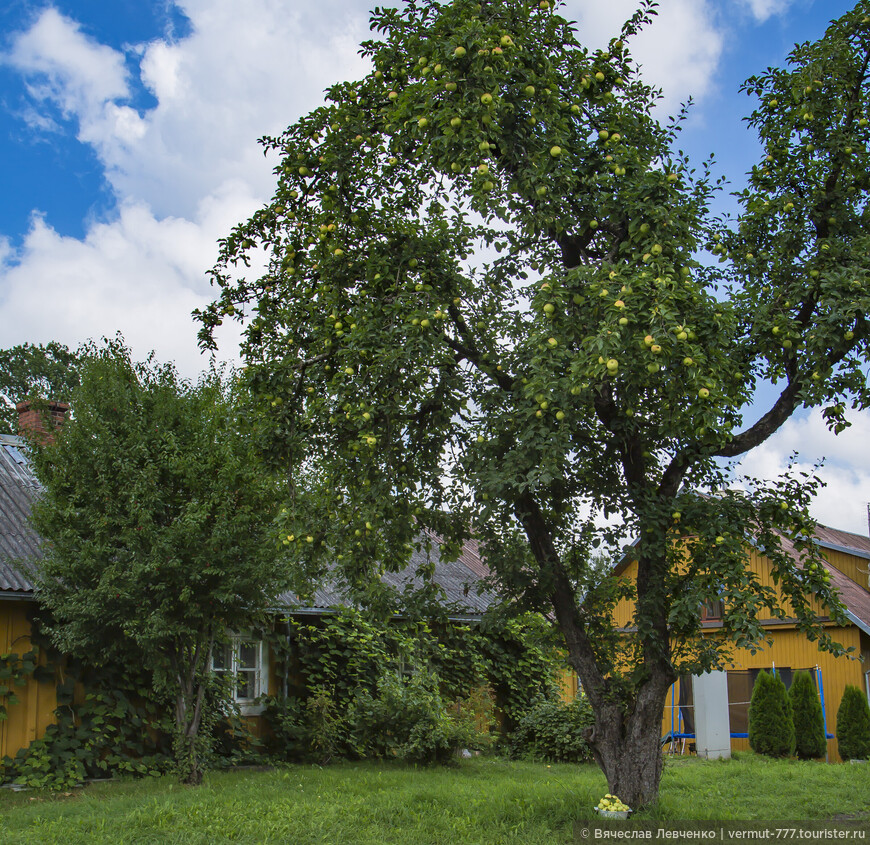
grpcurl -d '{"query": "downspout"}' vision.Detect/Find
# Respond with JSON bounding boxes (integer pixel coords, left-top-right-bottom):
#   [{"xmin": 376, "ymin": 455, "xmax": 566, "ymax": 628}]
[{"xmin": 282, "ymin": 617, "xmax": 291, "ymax": 699}]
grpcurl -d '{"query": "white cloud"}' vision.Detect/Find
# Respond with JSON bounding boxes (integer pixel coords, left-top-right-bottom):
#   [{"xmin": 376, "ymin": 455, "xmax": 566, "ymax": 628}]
[
  {"xmin": 3, "ymin": 8, "xmax": 130, "ymax": 135},
  {"xmin": 738, "ymin": 0, "xmax": 795, "ymax": 23},
  {"xmin": 0, "ymin": 190, "xmax": 256, "ymax": 377},
  {"xmin": 565, "ymin": 0, "xmax": 724, "ymax": 108},
  {"xmin": 736, "ymin": 409, "xmax": 870, "ymax": 536}
]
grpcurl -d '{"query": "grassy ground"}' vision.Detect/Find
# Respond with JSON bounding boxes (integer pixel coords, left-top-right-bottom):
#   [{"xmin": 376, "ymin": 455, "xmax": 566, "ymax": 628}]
[{"xmin": 0, "ymin": 754, "xmax": 868, "ymax": 845}]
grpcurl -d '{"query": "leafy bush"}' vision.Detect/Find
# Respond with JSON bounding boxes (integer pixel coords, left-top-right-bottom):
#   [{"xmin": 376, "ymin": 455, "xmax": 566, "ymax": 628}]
[
  {"xmin": 836, "ymin": 684, "xmax": 870, "ymax": 761},
  {"xmin": 788, "ymin": 670, "xmax": 826, "ymax": 759},
  {"xmin": 348, "ymin": 671, "xmax": 492, "ymax": 765},
  {"xmin": 261, "ymin": 695, "xmax": 312, "ymax": 761},
  {"xmin": 506, "ymin": 695, "xmax": 594, "ymax": 763},
  {"xmin": 748, "ymin": 670, "xmax": 795, "ymax": 758}
]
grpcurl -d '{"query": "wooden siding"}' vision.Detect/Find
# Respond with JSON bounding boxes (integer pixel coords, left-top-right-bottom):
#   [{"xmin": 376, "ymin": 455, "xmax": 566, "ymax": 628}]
[
  {"xmin": 661, "ymin": 625, "xmax": 864, "ymax": 761},
  {"xmin": 823, "ymin": 547, "xmax": 870, "ymax": 590},
  {"xmin": 0, "ymin": 599, "xmax": 57, "ymax": 760}
]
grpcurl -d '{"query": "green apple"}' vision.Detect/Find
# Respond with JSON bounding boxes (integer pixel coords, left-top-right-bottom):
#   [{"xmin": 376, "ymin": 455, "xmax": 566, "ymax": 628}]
[
  {"xmin": 543, "ymin": 302, "xmax": 555, "ymax": 315},
  {"xmin": 698, "ymin": 388, "xmax": 710, "ymax": 399},
  {"xmin": 606, "ymin": 358, "xmax": 619, "ymax": 372},
  {"xmin": 478, "ymin": 163, "xmax": 489, "ymax": 175},
  {"xmin": 418, "ymin": 117, "xmax": 428, "ymax": 128},
  {"xmin": 445, "ymin": 82, "xmax": 457, "ymax": 91},
  {"xmin": 525, "ymin": 85, "xmax": 536, "ymax": 96},
  {"xmin": 481, "ymin": 93, "xmax": 493, "ymax": 104},
  {"xmin": 450, "ymin": 117, "xmax": 462, "ymax": 128},
  {"xmin": 618, "ymin": 317, "xmax": 628, "ymax": 326},
  {"xmin": 595, "ymin": 71, "xmax": 605, "ymax": 82},
  {"xmin": 454, "ymin": 46, "xmax": 466, "ymax": 58},
  {"xmin": 536, "ymin": 185, "xmax": 548, "ymax": 197},
  {"xmin": 388, "ymin": 91, "xmax": 398, "ymax": 100},
  {"xmin": 500, "ymin": 35, "xmax": 514, "ymax": 46},
  {"xmin": 550, "ymin": 145, "xmax": 562, "ymax": 157}
]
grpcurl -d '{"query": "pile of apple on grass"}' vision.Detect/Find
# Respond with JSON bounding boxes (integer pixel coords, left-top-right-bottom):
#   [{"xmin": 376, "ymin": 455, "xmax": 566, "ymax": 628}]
[{"xmin": 2, "ymin": 756, "xmax": 868, "ymax": 845}]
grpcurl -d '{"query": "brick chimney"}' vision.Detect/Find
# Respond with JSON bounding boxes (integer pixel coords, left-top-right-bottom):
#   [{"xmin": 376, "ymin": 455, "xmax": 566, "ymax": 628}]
[{"xmin": 16, "ymin": 399, "xmax": 70, "ymax": 444}]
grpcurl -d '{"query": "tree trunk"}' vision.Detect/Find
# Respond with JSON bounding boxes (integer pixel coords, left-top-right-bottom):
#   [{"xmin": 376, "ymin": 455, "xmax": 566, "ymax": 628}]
[
  {"xmin": 172, "ymin": 637, "xmax": 212, "ymax": 785},
  {"xmin": 585, "ymin": 673, "xmax": 673, "ymax": 809}
]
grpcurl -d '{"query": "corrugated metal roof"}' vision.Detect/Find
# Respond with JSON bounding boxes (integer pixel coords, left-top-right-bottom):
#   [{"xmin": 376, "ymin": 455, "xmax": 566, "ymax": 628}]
[
  {"xmin": 0, "ymin": 434, "xmax": 41, "ymax": 595},
  {"xmin": 278, "ymin": 534, "xmax": 495, "ymax": 617}
]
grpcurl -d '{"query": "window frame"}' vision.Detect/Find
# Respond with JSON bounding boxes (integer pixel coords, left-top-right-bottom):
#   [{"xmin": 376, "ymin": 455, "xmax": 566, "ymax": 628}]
[{"xmin": 212, "ymin": 634, "xmax": 266, "ymax": 716}]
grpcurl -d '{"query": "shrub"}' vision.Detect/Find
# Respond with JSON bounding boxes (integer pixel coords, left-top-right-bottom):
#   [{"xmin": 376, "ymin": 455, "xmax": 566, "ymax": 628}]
[
  {"xmin": 788, "ymin": 670, "xmax": 826, "ymax": 759},
  {"xmin": 748, "ymin": 670, "xmax": 795, "ymax": 757},
  {"xmin": 261, "ymin": 695, "xmax": 312, "ymax": 761},
  {"xmin": 836, "ymin": 685, "xmax": 870, "ymax": 761},
  {"xmin": 348, "ymin": 671, "xmax": 492, "ymax": 765},
  {"xmin": 506, "ymin": 695, "xmax": 594, "ymax": 763}
]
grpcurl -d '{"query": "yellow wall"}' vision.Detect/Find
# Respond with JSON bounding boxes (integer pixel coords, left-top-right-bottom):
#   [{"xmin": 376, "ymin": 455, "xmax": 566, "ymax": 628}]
[
  {"xmin": 823, "ymin": 547, "xmax": 870, "ymax": 590},
  {"xmin": 0, "ymin": 599, "xmax": 57, "ymax": 761},
  {"xmin": 660, "ymin": 626, "xmax": 865, "ymax": 761}
]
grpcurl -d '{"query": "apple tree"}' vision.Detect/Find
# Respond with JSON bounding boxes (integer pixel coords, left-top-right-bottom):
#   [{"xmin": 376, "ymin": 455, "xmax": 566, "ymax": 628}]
[
  {"xmin": 29, "ymin": 341, "xmax": 285, "ymax": 784},
  {"xmin": 198, "ymin": 0, "xmax": 870, "ymax": 806}
]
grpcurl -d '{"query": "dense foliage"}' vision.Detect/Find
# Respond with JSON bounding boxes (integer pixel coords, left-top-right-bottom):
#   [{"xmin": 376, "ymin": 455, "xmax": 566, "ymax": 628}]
[
  {"xmin": 748, "ymin": 670, "xmax": 795, "ymax": 758},
  {"xmin": 507, "ymin": 695, "xmax": 594, "ymax": 763},
  {"xmin": 262, "ymin": 608, "xmax": 566, "ymax": 763},
  {"xmin": 198, "ymin": 0, "xmax": 869, "ymax": 806},
  {"xmin": 788, "ymin": 670, "xmax": 826, "ymax": 760},
  {"xmin": 0, "ymin": 341, "xmax": 82, "ymax": 434},
  {"xmin": 836, "ymin": 684, "xmax": 870, "ymax": 761},
  {"xmin": 29, "ymin": 341, "xmax": 285, "ymax": 784}
]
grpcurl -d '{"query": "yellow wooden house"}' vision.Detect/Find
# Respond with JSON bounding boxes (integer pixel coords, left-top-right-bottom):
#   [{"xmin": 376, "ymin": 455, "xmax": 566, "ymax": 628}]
[
  {"xmin": 0, "ymin": 433, "xmax": 57, "ymax": 762},
  {"xmin": 612, "ymin": 522, "xmax": 870, "ymax": 761}
]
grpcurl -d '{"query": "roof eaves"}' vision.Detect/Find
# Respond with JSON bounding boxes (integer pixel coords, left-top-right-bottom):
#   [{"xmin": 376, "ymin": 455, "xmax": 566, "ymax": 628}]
[
  {"xmin": 816, "ymin": 539, "xmax": 870, "ymax": 562},
  {"xmin": 844, "ymin": 607, "xmax": 870, "ymax": 637}
]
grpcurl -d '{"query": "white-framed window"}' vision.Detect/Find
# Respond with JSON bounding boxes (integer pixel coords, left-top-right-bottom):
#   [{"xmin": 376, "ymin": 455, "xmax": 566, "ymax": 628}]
[{"xmin": 212, "ymin": 635, "xmax": 266, "ymax": 715}]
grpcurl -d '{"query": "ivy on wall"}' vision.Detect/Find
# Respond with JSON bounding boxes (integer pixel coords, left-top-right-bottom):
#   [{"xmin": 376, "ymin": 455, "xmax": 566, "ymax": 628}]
[{"xmin": 0, "ymin": 648, "xmax": 53, "ymax": 721}]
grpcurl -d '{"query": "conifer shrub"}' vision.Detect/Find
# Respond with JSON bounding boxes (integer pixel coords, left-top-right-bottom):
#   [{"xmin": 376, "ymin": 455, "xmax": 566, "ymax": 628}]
[
  {"xmin": 748, "ymin": 670, "xmax": 795, "ymax": 757},
  {"xmin": 836, "ymin": 685, "xmax": 870, "ymax": 761},
  {"xmin": 789, "ymin": 670, "xmax": 826, "ymax": 759}
]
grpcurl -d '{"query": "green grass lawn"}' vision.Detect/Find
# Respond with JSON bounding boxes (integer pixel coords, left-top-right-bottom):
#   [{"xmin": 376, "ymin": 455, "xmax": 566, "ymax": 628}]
[{"xmin": 1, "ymin": 754, "xmax": 868, "ymax": 845}]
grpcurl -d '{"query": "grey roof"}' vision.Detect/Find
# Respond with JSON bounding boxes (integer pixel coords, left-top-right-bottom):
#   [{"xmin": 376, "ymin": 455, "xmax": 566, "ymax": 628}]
[
  {"xmin": 0, "ymin": 432, "xmax": 495, "ymax": 616},
  {"xmin": 0, "ymin": 434, "xmax": 41, "ymax": 595},
  {"xmin": 278, "ymin": 532, "xmax": 495, "ymax": 617}
]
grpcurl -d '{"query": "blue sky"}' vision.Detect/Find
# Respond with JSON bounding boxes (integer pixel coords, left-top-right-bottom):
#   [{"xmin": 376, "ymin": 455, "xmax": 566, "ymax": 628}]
[{"xmin": 0, "ymin": 0, "xmax": 867, "ymax": 532}]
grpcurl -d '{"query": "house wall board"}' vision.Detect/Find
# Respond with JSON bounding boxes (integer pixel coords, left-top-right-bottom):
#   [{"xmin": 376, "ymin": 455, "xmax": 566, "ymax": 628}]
[{"xmin": 0, "ymin": 599, "xmax": 57, "ymax": 761}]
